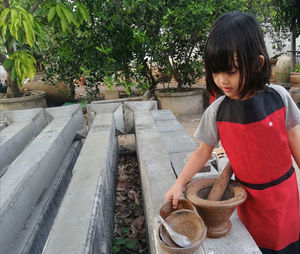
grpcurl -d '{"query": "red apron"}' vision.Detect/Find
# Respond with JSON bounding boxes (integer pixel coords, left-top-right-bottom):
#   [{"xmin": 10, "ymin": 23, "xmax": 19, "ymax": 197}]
[{"xmin": 216, "ymin": 88, "xmax": 300, "ymax": 253}]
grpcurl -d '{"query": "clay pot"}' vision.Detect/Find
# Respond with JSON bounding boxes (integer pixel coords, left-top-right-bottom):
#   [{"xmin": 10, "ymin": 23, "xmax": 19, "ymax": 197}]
[
  {"xmin": 22, "ymin": 75, "xmax": 74, "ymax": 106},
  {"xmin": 290, "ymin": 89, "xmax": 300, "ymax": 104},
  {"xmin": 185, "ymin": 178, "xmax": 247, "ymax": 238},
  {"xmin": 290, "ymin": 72, "xmax": 300, "ymax": 88},
  {"xmin": 158, "ymin": 209, "xmax": 207, "ymax": 254}
]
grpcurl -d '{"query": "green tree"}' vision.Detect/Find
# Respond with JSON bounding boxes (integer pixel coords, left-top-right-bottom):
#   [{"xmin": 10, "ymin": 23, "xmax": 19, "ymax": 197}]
[
  {"xmin": 0, "ymin": 0, "xmax": 89, "ymax": 98},
  {"xmin": 271, "ymin": 0, "xmax": 300, "ymax": 70}
]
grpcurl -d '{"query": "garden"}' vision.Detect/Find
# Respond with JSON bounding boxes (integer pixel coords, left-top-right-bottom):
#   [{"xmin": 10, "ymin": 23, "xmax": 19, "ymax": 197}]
[
  {"xmin": 0, "ymin": 1, "xmax": 300, "ymax": 254},
  {"xmin": 0, "ymin": 0, "xmax": 299, "ymax": 110}
]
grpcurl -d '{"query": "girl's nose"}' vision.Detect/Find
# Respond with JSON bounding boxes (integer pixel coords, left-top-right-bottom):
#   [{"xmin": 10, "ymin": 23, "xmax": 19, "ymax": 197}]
[{"xmin": 219, "ymin": 73, "xmax": 229, "ymax": 84}]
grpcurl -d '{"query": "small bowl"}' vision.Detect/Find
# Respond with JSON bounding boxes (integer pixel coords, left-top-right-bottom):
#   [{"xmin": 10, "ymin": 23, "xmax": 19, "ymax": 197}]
[
  {"xmin": 160, "ymin": 199, "xmax": 195, "ymax": 220},
  {"xmin": 158, "ymin": 209, "xmax": 207, "ymax": 254}
]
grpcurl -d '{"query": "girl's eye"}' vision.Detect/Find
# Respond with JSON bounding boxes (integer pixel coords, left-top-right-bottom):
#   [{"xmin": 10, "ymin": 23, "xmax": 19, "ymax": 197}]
[{"xmin": 228, "ymin": 69, "xmax": 237, "ymax": 75}]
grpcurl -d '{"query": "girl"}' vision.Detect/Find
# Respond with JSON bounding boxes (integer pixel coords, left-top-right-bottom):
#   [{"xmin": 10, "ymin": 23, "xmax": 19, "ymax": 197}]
[{"xmin": 165, "ymin": 12, "xmax": 300, "ymax": 254}]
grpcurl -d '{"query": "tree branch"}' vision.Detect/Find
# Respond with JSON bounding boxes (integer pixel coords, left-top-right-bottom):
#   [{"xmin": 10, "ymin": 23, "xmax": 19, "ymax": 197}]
[
  {"xmin": 3, "ymin": 0, "xmax": 10, "ymax": 8},
  {"xmin": 30, "ymin": 0, "xmax": 44, "ymax": 13},
  {"xmin": 0, "ymin": 53, "xmax": 7, "ymax": 64}
]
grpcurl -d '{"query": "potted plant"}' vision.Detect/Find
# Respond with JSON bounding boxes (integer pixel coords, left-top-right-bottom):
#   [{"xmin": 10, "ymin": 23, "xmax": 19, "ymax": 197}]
[
  {"xmin": 290, "ymin": 64, "xmax": 300, "ymax": 88},
  {"xmin": 119, "ymin": 0, "xmax": 213, "ymax": 116},
  {"xmin": 0, "ymin": 1, "xmax": 89, "ymax": 111}
]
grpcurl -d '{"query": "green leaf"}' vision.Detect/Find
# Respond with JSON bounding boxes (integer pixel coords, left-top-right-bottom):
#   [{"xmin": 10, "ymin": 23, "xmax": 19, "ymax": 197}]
[
  {"xmin": 112, "ymin": 246, "xmax": 120, "ymax": 254},
  {"xmin": 23, "ymin": 20, "xmax": 34, "ymax": 46},
  {"xmin": 56, "ymin": 5, "xmax": 68, "ymax": 32},
  {"xmin": 0, "ymin": 8, "xmax": 10, "ymax": 26},
  {"xmin": 61, "ymin": 5, "xmax": 74, "ymax": 24},
  {"xmin": 3, "ymin": 59, "xmax": 13, "ymax": 70},
  {"xmin": 122, "ymin": 227, "xmax": 129, "ymax": 233},
  {"xmin": 48, "ymin": 7, "xmax": 56, "ymax": 23},
  {"xmin": 125, "ymin": 240, "xmax": 137, "ymax": 249},
  {"xmin": 113, "ymin": 238, "xmax": 126, "ymax": 245},
  {"xmin": 1, "ymin": 23, "xmax": 7, "ymax": 40},
  {"xmin": 78, "ymin": 4, "xmax": 90, "ymax": 22}
]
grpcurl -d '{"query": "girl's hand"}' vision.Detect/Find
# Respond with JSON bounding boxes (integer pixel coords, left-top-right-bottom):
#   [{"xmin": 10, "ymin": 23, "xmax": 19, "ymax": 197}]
[
  {"xmin": 165, "ymin": 181, "xmax": 185, "ymax": 209},
  {"xmin": 164, "ymin": 142, "xmax": 214, "ymax": 209}
]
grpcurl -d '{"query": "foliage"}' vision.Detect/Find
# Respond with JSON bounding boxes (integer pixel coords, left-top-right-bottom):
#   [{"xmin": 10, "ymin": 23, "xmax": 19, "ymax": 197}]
[
  {"xmin": 294, "ymin": 64, "xmax": 300, "ymax": 73},
  {"xmin": 269, "ymin": 0, "xmax": 300, "ymax": 70},
  {"xmin": 271, "ymin": 0, "xmax": 300, "ymax": 37},
  {"xmin": 276, "ymin": 66, "xmax": 291, "ymax": 83},
  {"xmin": 47, "ymin": 0, "xmax": 281, "ymax": 97},
  {"xmin": 0, "ymin": 0, "xmax": 90, "ymax": 98},
  {"xmin": 1, "ymin": 0, "xmax": 287, "ymax": 99},
  {"xmin": 112, "ymin": 237, "xmax": 137, "ymax": 253}
]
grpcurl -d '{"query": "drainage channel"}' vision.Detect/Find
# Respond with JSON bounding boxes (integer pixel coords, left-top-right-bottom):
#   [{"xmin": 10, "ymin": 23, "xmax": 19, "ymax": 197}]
[{"xmin": 113, "ymin": 134, "xmax": 148, "ymax": 254}]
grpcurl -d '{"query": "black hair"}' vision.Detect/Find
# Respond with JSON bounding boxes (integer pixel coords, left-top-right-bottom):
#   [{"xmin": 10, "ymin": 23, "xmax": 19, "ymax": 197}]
[{"xmin": 204, "ymin": 12, "xmax": 271, "ymax": 99}]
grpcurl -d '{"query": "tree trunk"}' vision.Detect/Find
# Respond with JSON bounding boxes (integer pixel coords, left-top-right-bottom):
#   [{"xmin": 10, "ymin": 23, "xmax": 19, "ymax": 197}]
[
  {"xmin": 6, "ymin": 70, "xmax": 22, "ymax": 98},
  {"xmin": 291, "ymin": 27, "xmax": 296, "ymax": 72}
]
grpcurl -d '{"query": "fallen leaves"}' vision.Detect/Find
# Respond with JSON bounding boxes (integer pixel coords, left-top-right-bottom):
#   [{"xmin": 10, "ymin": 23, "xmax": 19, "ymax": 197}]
[{"xmin": 113, "ymin": 155, "xmax": 148, "ymax": 254}]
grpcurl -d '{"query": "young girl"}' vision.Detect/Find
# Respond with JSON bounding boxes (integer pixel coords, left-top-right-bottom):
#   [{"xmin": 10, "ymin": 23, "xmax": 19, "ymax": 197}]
[{"xmin": 165, "ymin": 12, "xmax": 300, "ymax": 254}]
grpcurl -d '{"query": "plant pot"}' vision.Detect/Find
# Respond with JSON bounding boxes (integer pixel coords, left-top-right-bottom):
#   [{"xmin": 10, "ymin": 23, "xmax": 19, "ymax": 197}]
[
  {"xmin": 290, "ymin": 89, "xmax": 300, "ymax": 105},
  {"xmin": 185, "ymin": 178, "xmax": 247, "ymax": 238},
  {"xmin": 155, "ymin": 88, "xmax": 203, "ymax": 116},
  {"xmin": 22, "ymin": 77, "xmax": 74, "ymax": 106},
  {"xmin": 0, "ymin": 91, "xmax": 47, "ymax": 111},
  {"xmin": 290, "ymin": 72, "xmax": 300, "ymax": 88}
]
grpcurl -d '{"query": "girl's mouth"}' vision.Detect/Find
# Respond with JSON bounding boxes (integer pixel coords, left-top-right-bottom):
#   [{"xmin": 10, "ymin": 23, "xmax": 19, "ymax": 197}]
[{"xmin": 223, "ymin": 87, "xmax": 232, "ymax": 93}]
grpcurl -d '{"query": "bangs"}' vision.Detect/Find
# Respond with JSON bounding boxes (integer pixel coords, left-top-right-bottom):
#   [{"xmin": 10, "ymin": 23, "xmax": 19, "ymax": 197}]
[{"xmin": 205, "ymin": 34, "xmax": 238, "ymax": 73}]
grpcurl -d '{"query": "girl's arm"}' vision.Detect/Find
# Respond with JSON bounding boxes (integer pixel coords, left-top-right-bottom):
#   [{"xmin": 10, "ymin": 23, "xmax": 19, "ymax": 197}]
[
  {"xmin": 287, "ymin": 126, "xmax": 300, "ymax": 168},
  {"xmin": 165, "ymin": 142, "xmax": 214, "ymax": 208}
]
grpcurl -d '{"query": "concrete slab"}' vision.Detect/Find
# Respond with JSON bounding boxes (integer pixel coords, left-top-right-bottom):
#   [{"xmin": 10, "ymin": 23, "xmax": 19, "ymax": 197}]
[
  {"xmin": 159, "ymin": 130, "xmax": 197, "ymax": 153},
  {"xmin": 151, "ymin": 110, "xmax": 177, "ymax": 121},
  {"xmin": 42, "ymin": 106, "xmax": 119, "ymax": 254},
  {"xmin": 203, "ymin": 211, "xmax": 261, "ymax": 254},
  {"xmin": 134, "ymin": 111, "xmax": 176, "ymax": 254},
  {"xmin": 0, "ymin": 105, "xmax": 84, "ymax": 254},
  {"xmin": 123, "ymin": 101, "xmax": 157, "ymax": 133},
  {"xmin": 87, "ymin": 102, "xmax": 124, "ymax": 134},
  {"xmin": 153, "ymin": 119, "xmax": 185, "ymax": 133},
  {"xmin": 0, "ymin": 109, "xmax": 48, "ymax": 173},
  {"xmin": 8, "ymin": 140, "xmax": 83, "ymax": 254}
]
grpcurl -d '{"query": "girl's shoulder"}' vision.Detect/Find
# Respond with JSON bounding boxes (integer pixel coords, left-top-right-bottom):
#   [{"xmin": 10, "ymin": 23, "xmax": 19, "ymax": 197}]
[
  {"xmin": 266, "ymin": 84, "xmax": 300, "ymax": 130},
  {"xmin": 266, "ymin": 83, "xmax": 289, "ymax": 97},
  {"xmin": 206, "ymin": 95, "xmax": 226, "ymax": 112}
]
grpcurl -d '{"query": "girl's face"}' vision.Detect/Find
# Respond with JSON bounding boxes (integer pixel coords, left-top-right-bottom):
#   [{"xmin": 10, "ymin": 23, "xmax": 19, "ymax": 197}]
[
  {"xmin": 212, "ymin": 55, "xmax": 243, "ymax": 99},
  {"xmin": 212, "ymin": 67, "xmax": 241, "ymax": 100}
]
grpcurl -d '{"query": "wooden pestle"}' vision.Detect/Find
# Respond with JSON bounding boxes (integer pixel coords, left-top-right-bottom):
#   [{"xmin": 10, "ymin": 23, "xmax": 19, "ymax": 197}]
[{"xmin": 207, "ymin": 162, "xmax": 233, "ymax": 201}]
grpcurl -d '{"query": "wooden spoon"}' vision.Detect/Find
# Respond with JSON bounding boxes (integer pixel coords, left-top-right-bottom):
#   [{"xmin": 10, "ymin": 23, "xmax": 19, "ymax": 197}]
[{"xmin": 207, "ymin": 162, "xmax": 233, "ymax": 201}]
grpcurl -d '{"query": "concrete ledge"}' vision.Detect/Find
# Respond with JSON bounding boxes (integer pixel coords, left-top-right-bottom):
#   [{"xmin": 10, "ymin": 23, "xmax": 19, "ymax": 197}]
[
  {"xmin": 42, "ymin": 104, "xmax": 119, "ymax": 254},
  {"xmin": 134, "ymin": 111, "xmax": 176, "ymax": 253},
  {"xmin": 87, "ymin": 102, "xmax": 124, "ymax": 135},
  {"xmin": 124, "ymin": 101, "xmax": 157, "ymax": 134},
  {"xmin": 0, "ymin": 108, "xmax": 48, "ymax": 174},
  {"xmin": 11, "ymin": 140, "xmax": 83, "ymax": 254},
  {"xmin": 0, "ymin": 105, "xmax": 84, "ymax": 254}
]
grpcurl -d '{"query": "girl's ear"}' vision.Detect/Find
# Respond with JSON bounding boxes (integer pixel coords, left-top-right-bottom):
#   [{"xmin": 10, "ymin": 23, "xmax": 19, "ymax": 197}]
[{"xmin": 258, "ymin": 55, "xmax": 265, "ymax": 70}]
